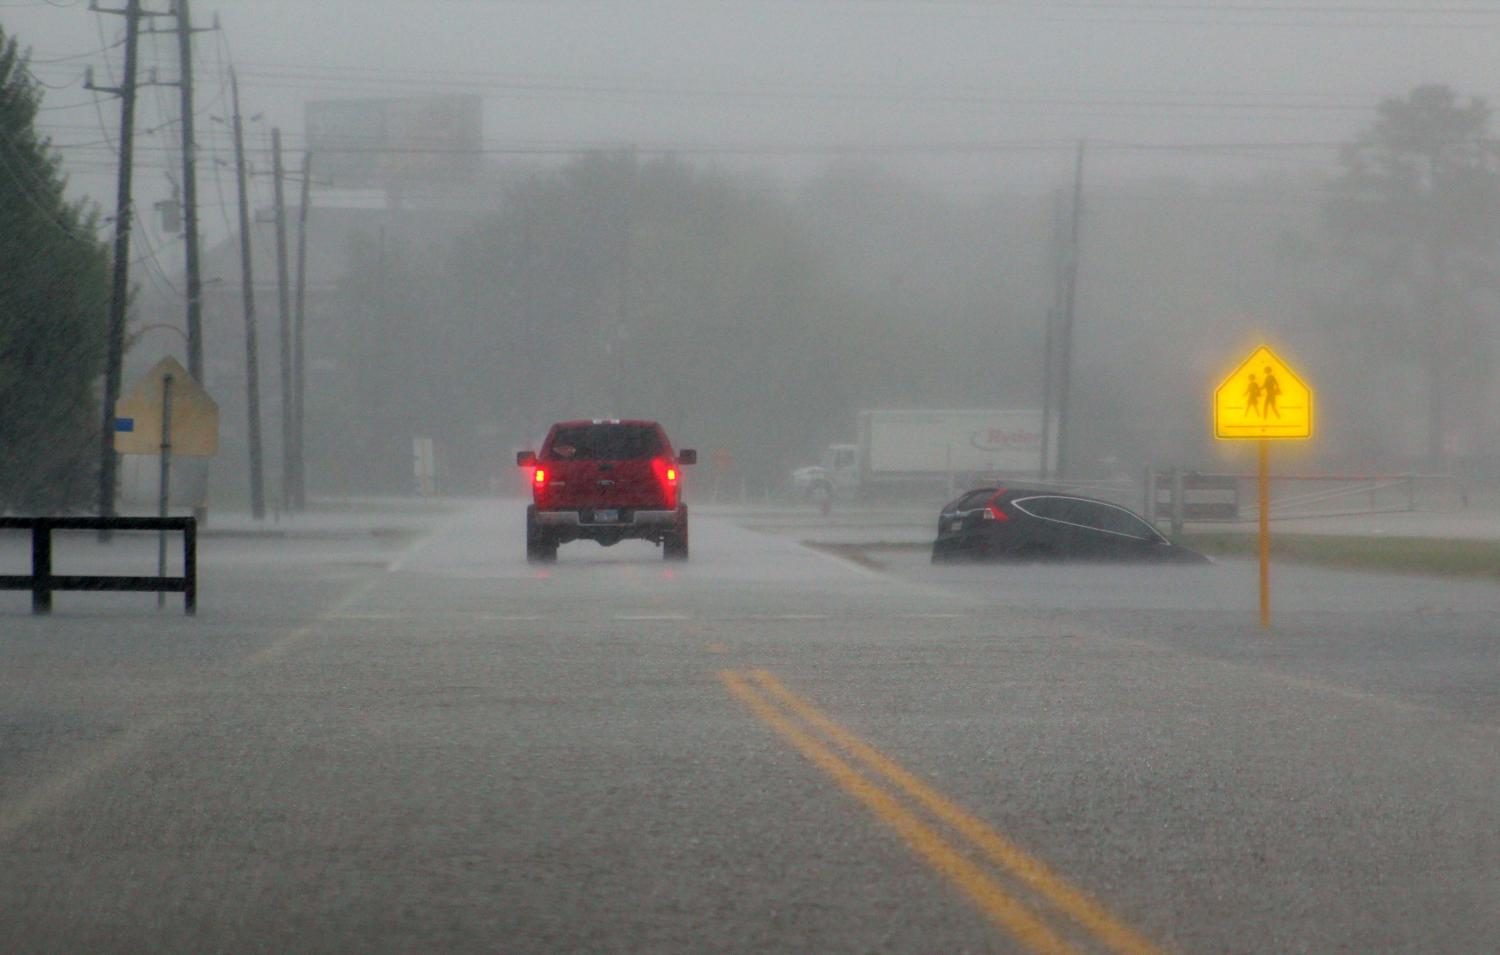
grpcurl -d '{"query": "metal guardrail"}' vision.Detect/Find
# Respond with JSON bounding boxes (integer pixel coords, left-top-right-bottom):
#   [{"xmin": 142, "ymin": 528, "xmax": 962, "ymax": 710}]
[
  {"xmin": 1179, "ymin": 472, "xmax": 1437, "ymax": 522},
  {"xmin": 1144, "ymin": 469, "xmax": 1473, "ymax": 537},
  {"xmin": 0, "ymin": 517, "xmax": 196, "ymax": 615}
]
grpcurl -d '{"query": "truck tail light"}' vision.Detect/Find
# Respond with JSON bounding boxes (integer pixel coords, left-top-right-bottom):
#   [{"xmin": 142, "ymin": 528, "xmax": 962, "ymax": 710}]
[
  {"xmin": 652, "ymin": 458, "xmax": 680, "ymax": 508},
  {"xmin": 533, "ymin": 468, "xmax": 547, "ymax": 486}
]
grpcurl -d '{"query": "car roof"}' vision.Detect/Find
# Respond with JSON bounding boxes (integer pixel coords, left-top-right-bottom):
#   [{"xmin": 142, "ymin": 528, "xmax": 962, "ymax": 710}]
[
  {"xmin": 962, "ymin": 486, "xmax": 1125, "ymax": 507},
  {"xmin": 548, "ymin": 419, "xmax": 661, "ymax": 429}
]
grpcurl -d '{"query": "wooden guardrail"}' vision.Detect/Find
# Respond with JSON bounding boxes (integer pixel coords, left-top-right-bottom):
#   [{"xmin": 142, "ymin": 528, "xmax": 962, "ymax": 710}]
[{"xmin": 0, "ymin": 517, "xmax": 196, "ymax": 615}]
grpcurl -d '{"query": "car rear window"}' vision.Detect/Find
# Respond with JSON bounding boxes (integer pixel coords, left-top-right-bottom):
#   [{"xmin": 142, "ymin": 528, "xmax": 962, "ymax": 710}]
[
  {"xmin": 545, "ymin": 424, "xmax": 663, "ymax": 460},
  {"xmin": 954, "ymin": 489, "xmax": 996, "ymax": 511}
]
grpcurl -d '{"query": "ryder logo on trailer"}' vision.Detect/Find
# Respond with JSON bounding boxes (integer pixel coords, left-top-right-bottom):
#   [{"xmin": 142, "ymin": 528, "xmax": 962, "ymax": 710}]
[{"xmin": 971, "ymin": 427, "xmax": 1042, "ymax": 452}]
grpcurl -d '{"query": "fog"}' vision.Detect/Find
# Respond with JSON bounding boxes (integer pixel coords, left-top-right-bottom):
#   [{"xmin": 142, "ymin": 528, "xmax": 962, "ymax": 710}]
[
  {"xmin": 9, "ymin": 8, "xmax": 1500, "ymax": 950},
  {"xmin": 7, "ymin": 1, "xmax": 1500, "ymax": 505}
]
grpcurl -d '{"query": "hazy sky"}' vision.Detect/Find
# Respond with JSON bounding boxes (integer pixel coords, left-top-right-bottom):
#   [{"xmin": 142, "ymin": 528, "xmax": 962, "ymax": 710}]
[{"xmin": 8, "ymin": 1, "xmax": 1500, "ymax": 234}]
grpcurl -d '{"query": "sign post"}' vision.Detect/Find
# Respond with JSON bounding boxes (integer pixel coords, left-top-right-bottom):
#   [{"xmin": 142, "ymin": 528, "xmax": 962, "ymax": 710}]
[
  {"xmin": 1258, "ymin": 439, "xmax": 1270, "ymax": 627},
  {"xmin": 1213, "ymin": 345, "xmax": 1314, "ymax": 629},
  {"xmin": 157, "ymin": 372, "xmax": 174, "ymax": 608},
  {"xmin": 116, "ymin": 356, "xmax": 220, "ymax": 518}
]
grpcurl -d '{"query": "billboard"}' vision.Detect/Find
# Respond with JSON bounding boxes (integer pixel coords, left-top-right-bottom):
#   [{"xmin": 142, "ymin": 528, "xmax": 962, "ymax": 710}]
[{"xmin": 305, "ymin": 95, "xmax": 483, "ymax": 188}]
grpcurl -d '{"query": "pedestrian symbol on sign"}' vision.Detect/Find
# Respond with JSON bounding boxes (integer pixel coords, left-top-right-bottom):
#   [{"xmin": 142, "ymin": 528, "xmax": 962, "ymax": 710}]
[
  {"xmin": 1242, "ymin": 374, "xmax": 1261, "ymax": 420},
  {"xmin": 1214, "ymin": 346, "xmax": 1311, "ymax": 440}
]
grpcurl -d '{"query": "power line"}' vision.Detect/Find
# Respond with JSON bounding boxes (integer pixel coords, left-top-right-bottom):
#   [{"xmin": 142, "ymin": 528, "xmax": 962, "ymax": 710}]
[
  {"xmin": 0, "ymin": 49, "xmax": 1404, "ymax": 113},
  {"xmin": 363, "ymin": 0, "xmax": 1500, "ymax": 16},
  {"xmin": 26, "ymin": 37, "xmax": 123, "ymax": 64},
  {"xmin": 38, "ymin": 127, "xmax": 1361, "ymax": 156},
  {"xmin": 219, "ymin": 61, "xmax": 1393, "ymax": 114},
  {"xmin": 205, "ymin": 28, "xmax": 239, "ymax": 242},
  {"xmin": 36, "ymin": 95, "xmax": 116, "ymax": 113}
]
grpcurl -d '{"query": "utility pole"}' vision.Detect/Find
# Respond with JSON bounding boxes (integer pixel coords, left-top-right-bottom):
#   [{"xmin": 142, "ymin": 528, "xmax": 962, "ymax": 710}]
[
  {"xmin": 1040, "ymin": 306, "xmax": 1056, "ymax": 480},
  {"xmin": 1424, "ymin": 149, "xmax": 1449, "ymax": 473},
  {"xmin": 613, "ymin": 147, "xmax": 638, "ymax": 413},
  {"xmin": 1039, "ymin": 189, "xmax": 1066, "ymax": 481},
  {"xmin": 291, "ymin": 150, "xmax": 313, "ymax": 511},
  {"xmin": 272, "ymin": 127, "xmax": 293, "ymax": 512},
  {"xmin": 92, "ymin": 0, "xmax": 145, "ymax": 525},
  {"xmin": 230, "ymin": 67, "xmax": 266, "ymax": 519},
  {"xmin": 168, "ymin": 0, "xmax": 218, "ymax": 528},
  {"xmin": 172, "ymin": 0, "xmax": 206, "ymax": 385},
  {"xmin": 1054, "ymin": 139, "xmax": 1086, "ymax": 481}
]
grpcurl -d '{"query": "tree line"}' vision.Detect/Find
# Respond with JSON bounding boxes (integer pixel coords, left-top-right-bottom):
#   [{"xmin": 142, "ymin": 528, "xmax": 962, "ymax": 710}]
[{"xmin": 5, "ymin": 16, "xmax": 1499, "ymax": 510}]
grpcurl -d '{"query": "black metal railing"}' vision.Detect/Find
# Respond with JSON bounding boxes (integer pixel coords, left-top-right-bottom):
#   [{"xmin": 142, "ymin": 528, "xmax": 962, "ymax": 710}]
[{"xmin": 0, "ymin": 517, "xmax": 196, "ymax": 615}]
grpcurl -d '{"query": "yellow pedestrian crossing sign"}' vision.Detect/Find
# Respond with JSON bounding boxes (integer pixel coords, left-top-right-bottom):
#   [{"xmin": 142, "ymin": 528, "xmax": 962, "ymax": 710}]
[{"xmin": 1214, "ymin": 345, "xmax": 1312, "ymax": 440}]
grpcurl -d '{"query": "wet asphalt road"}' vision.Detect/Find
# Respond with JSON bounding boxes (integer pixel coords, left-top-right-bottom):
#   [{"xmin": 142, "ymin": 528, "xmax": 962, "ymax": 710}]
[{"xmin": 1, "ymin": 500, "xmax": 1497, "ymax": 953}]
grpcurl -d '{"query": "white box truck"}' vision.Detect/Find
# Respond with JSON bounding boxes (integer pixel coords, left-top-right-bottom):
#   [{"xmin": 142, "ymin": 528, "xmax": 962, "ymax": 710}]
[{"xmin": 794, "ymin": 409, "xmax": 1045, "ymax": 501}]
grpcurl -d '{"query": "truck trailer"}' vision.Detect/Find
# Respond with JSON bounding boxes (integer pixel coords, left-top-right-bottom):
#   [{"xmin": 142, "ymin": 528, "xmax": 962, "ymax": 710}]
[{"xmin": 795, "ymin": 409, "xmax": 1045, "ymax": 502}]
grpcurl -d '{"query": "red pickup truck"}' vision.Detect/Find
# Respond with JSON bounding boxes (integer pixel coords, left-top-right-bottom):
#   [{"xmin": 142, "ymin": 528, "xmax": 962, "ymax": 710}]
[{"xmin": 516, "ymin": 419, "xmax": 696, "ymax": 562}]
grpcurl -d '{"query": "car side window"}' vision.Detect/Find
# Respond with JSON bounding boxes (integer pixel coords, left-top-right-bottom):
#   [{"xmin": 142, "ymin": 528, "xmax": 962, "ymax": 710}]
[
  {"xmin": 1115, "ymin": 508, "xmax": 1167, "ymax": 542},
  {"xmin": 1067, "ymin": 501, "xmax": 1116, "ymax": 533},
  {"xmin": 1014, "ymin": 496, "xmax": 1070, "ymax": 522},
  {"xmin": 1072, "ymin": 501, "xmax": 1161, "ymax": 540}
]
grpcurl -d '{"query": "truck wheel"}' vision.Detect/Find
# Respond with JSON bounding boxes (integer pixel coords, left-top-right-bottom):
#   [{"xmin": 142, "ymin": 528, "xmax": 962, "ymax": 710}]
[
  {"xmin": 526, "ymin": 506, "xmax": 557, "ymax": 563},
  {"xmin": 663, "ymin": 508, "xmax": 689, "ymax": 560},
  {"xmin": 527, "ymin": 537, "xmax": 557, "ymax": 563}
]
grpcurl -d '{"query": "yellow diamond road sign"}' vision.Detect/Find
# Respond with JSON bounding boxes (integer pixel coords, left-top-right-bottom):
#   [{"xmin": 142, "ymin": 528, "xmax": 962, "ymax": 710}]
[{"xmin": 1214, "ymin": 345, "xmax": 1312, "ymax": 440}]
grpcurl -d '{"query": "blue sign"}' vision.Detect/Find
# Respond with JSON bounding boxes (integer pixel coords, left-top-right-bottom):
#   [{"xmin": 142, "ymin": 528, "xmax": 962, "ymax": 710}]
[{"xmin": 115, "ymin": 418, "xmax": 135, "ymax": 432}]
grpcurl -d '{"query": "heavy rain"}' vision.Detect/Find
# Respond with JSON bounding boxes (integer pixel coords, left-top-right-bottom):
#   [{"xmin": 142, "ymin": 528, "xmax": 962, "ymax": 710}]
[{"xmin": 2, "ymin": 2, "xmax": 1499, "ymax": 952}]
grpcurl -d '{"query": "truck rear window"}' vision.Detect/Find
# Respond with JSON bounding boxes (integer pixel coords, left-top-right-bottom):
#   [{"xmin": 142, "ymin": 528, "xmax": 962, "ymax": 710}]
[{"xmin": 545, "ymin": 424, "xmax": 663, "ymax": 461}]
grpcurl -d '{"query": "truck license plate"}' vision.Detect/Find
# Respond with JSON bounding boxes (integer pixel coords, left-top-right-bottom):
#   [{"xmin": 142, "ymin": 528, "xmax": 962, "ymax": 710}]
[{"xmin": 593, "ymin": 509, "xmax": 619, "ymax": 522}]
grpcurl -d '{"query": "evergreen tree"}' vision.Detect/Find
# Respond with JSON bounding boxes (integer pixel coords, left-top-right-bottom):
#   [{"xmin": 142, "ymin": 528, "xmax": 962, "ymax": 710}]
[
  {"xmin": 1325, "ymin": 85, "xmax": 1500, "ymax": 467},
  {"xmin": 0, "ymin": 28, "xmax": 111, "ymax": 511}
]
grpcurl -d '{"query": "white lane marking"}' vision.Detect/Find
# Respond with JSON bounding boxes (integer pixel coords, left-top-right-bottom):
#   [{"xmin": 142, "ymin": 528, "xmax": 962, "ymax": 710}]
[
  {"xmin": 0, "ymin": 575, "xmax": 382, "ymax": 840},
  {"xmin": 386, "ymin": 538, "xmax": 438, "ymax": 573},
  {"xmin": 799, "ymin": 543, "xmax": 890, "ymax": 580},
  {"xmin": 332, "ymin": 610, "xmax": 965, "ymax": 624},
  {"xmin": 0, "ymin": 722, "xmax": 166, "ymax": 842},
  {"xmin": 328, "ymin": 612, "xmax": 545, "ymax": 622},
  {"xmin": 385, "ymin": 511, "xmax": 470, "ymax": 573},
  {"xmin": 242, "ymin": 576, "xmax": 381, "ymax": 667},
  {"xmin": 1083, "ymin": 630, "xmax": 1500, "ymax": 744},
  {"xmin": 727, "ymin": 612, "xmax": 966, "ymax": 622}
]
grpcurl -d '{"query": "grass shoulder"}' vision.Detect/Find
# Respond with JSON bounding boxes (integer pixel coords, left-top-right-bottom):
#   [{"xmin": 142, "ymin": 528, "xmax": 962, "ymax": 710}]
[{"xmin": 1181, "ymin": 531, "xmax": 1500, "ymax": 581}]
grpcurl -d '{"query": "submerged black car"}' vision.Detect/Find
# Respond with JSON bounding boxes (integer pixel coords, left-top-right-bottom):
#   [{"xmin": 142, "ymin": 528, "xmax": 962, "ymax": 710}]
[{"xmin": 931, "ymin": 487, "xmax": 1208, "ymax": 563}]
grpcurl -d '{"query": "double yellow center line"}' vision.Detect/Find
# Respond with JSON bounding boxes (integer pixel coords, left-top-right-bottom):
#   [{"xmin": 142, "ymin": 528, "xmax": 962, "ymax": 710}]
[{"xmin": 720, "ymin": 669, "xmax": 1164, "ymax": 955}]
